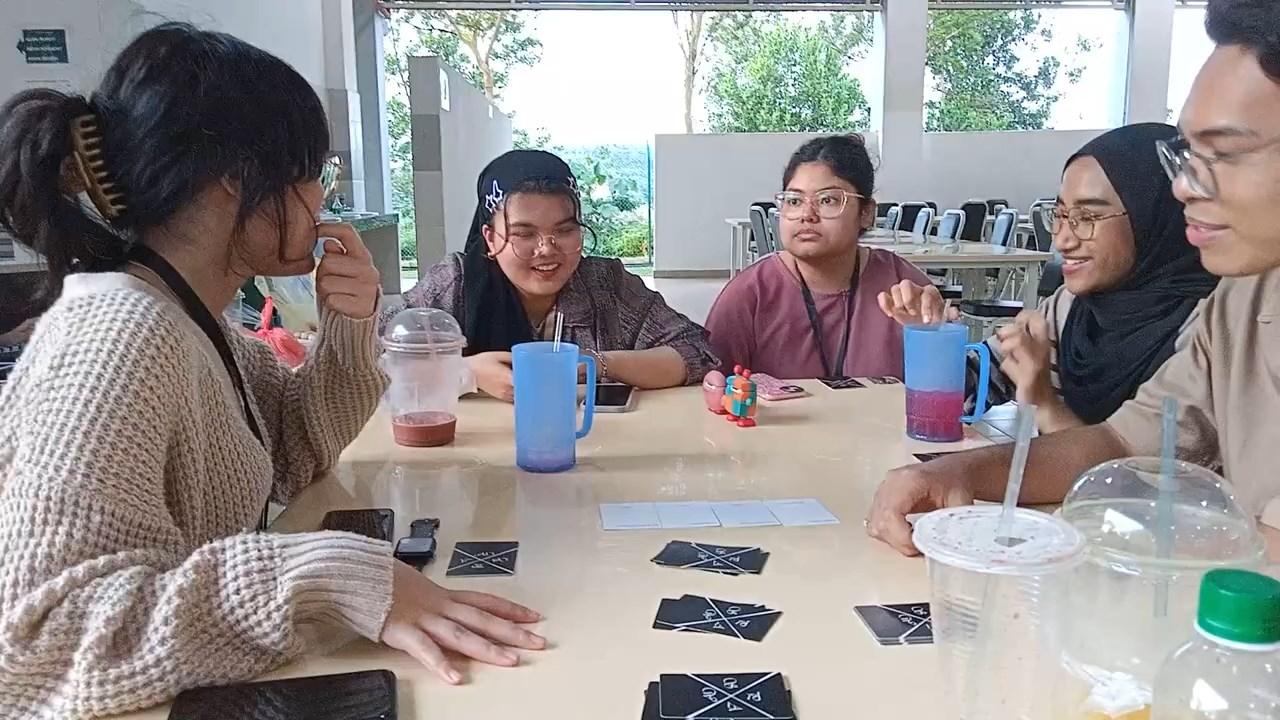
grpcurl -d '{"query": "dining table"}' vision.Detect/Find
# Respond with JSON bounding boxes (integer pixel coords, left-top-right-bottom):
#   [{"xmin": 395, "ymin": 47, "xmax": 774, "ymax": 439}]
[{"xmin": 119, "ymin": 383, "xmax": 1280, "ymax": 719}]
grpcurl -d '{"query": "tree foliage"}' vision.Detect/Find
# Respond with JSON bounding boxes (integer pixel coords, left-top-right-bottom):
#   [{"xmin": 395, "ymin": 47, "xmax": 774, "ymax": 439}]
[
  {"xmin": 703, "ymin": 13, "xmax": 873, "ymax": 133},
  {"xmin": 926, "ymin": 10, "xmax": 1091, "ymax": 132},
  {"xmin": 388, "ymin": 10, "xmax": 540, "ymax": 101}
]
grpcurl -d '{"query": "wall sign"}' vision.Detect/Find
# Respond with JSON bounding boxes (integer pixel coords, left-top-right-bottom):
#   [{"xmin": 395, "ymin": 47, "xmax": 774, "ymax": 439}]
[{"xmin": 17, "ymin": 29, "xmax": 68, "ymax": 64}]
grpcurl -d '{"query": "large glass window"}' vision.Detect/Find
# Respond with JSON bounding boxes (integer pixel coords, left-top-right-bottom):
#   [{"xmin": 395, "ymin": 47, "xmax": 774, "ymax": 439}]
[
  {"xmin": 1167, "ymin": 7, "xmax": 1213, "ymax": 124},
  {"xmin": 924, "ymin": 6, "xmax": 1127, "ymax": 132}
]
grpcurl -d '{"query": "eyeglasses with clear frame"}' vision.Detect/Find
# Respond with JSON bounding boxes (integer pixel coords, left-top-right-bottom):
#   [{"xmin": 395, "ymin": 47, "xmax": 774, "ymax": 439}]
[
  {"xmin": 490, "ymin": 225, "xmax": 586, "ymax": 260},
  {"xmin": 1157, "ymin": 133, "xmax": 1280, "ymax": 200},
  {"xmin": 1039, "ymin": 205, "xmax": 1128, "ymax": 241},
  {"xmin": 774, "ymin": 189, "xmax": 866, "ymax": 220}
]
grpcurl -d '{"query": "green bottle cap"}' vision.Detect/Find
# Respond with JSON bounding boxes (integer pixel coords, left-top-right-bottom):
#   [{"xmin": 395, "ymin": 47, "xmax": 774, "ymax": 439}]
[{"xmin": 1197, "ymin": 569, "xmax": 1280, "ymax": 645}]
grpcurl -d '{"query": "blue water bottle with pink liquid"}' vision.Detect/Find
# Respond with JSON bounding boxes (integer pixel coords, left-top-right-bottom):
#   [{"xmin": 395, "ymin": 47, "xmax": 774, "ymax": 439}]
[{"xmin": 903, "ymin": 323, "xmax": 991, "ymax": 442}]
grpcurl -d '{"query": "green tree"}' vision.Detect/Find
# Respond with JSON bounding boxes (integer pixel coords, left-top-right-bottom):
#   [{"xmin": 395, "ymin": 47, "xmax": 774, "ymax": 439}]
[
  {"xmin": 926, "ymin": 10, "xmax": 1091, "ymax": 132},
  {"xmin": 389, "ymin": 10, "xmax": 540, "ymax": 101},
  {"xmin": 704, "ymin": 14, "xmax": 873, "ymax": 133},
  {"xmin": 382, "ymin": 10, "xmax": 541, "ymax": 267}
]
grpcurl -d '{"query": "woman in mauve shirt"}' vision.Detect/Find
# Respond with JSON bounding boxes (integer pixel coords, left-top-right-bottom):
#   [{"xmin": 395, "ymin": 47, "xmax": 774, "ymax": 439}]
[{"xmin": 705, "ymin": 134, "xmax": 930, "ymax": 380}]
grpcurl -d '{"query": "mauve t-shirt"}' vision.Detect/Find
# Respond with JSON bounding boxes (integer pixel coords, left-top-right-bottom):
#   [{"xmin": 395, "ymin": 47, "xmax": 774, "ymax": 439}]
[{"xmin": 705, "ymin": 249, "xmax": 930, "ymax": 380}]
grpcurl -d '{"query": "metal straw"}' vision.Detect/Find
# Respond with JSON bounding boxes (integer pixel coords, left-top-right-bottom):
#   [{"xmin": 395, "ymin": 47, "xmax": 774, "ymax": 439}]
[
  {"xmin": 1155, "ymin": 397, "xmax": 1179, "ymax": 618},
  {"xmin": 995, "ymin": 402, "xmax": 1038, "ymax": 546},
  {"xmin": 551, "ymin": 310, "xmax": 565, "ymax": 352}
]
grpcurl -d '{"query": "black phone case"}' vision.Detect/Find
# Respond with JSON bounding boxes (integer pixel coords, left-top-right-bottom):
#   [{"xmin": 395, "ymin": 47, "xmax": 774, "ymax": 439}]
[
  {"xmin": 320, "ymin": 509, "xmax": 395, "ymax": 542},
  {"xmin": 168, "ymin": 669, "xmax": 396, "ymax": 720}
]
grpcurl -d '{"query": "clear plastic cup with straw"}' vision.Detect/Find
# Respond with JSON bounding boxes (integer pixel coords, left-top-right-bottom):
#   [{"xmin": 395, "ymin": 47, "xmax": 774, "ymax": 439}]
[
  {"xmin": 1056, "ymin": 400, "xmax": 1265, "ymax": 719},
  {"xmin": 914, "ymin": 404, "xmax": 1087, "ymax": 719}
]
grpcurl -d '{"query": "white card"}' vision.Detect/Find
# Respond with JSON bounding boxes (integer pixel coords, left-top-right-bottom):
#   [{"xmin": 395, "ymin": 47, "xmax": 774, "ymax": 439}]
[
  {"xmin": 598, "ymin": 502, "xmax": 661, "ymax": 531},
  {"xmin": 764, "ymin": 498, "xmax": 840, "ymax": 527},
  {"xmin": 711, "ymin": 501, "xmax": 782, "ymax": 528},
  {"xmin": 655, "ymin": 501, "xmax": 721, "ymax": 529}
]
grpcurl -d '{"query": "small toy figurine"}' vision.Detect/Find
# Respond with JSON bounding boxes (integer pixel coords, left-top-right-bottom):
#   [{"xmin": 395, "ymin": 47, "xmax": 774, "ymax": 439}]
[
  {"xmin": 723, "ymin": 365, "xmax": 758, "ymax": 427},
  {"xmin": 702, "ymin": 370, "xmax": 728, "ymax": 414}
]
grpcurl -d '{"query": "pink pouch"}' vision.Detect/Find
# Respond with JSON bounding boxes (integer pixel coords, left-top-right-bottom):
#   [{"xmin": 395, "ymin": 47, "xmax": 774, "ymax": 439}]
[{"xmin": 253, "ymin": 297, "xmax": 308, "ymax": 368}]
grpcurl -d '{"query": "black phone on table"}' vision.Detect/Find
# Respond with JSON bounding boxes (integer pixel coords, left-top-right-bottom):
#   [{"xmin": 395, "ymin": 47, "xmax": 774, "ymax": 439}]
[
  {"xmin": 594, "ymin": 382, "xmax": 637, "ymax": 412},
  {"xmin": 320, "ymin": 509, "xmax": 395, "ymax": 542},
  {"xmin": 168, "ymin": 670, "xmax": 397, "ymax": 720}
]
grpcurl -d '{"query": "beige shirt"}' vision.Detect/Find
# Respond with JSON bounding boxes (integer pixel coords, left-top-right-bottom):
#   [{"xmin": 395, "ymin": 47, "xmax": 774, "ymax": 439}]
[{"xmin": 1108, "ymin": 269, "xmax": 1280, "ymax": 526}]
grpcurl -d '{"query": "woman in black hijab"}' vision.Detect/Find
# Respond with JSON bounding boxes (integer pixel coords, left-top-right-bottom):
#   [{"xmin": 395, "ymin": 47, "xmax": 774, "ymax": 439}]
[
  {"xmin": 385, "ymin": 150, "xmax": 717, "ymax": 401},
  {"xmin": 881, "ymin": 123, "xmax": 1218, "ymax": 432}
]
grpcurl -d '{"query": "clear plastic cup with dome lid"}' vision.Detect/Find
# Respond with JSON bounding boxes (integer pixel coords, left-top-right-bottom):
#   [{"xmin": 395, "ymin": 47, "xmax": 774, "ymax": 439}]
[
  {"xmin": 381, "ymin": 307, "xmax": 467, "ymax": 447},
  {"xmin": 1054, "ymin": 458, "xmax": 1267, "ymax": 720}
]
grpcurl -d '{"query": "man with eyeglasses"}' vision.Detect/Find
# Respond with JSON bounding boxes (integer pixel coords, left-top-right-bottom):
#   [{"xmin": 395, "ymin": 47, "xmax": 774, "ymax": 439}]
[{"xmin": 866, "ymin": 0, "xmax": 1280, "ymax": 559}]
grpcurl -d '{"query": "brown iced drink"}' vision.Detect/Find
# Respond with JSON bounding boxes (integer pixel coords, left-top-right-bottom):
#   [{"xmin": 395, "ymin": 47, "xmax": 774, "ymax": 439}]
[{"xmin": 392, "ymin": 411, "xmax": 457, "ymax": 447}]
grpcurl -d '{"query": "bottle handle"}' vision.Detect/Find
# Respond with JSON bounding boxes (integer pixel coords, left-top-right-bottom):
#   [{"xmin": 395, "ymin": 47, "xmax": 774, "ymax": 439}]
[{"xmin": 961, "ymin": 342, "xmax": 991, "ymax": 424}]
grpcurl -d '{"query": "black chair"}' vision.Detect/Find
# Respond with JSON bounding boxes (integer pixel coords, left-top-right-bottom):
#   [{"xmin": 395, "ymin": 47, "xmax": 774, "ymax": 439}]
[
  {"xmin": 748, "ymin": 202, "xmax": 775, "ymax": 260},
  {"xmin": 959, "ymin": 201, "xmax": 987, "ymax": 242},
  {"xmin": 1027, "ymin": 202, "xmax": 1054, "ymax": 252},
  {"xmin": 876, "ymin": 202, "xmax": 894, "ymax": 219},
  {"xmin": 985, "ymin": 198, "xmax": 1011, "ymax": 215},
  {"xmin": 898, "ymin": 202, "xmax": 928, "ymax": 236},
  {"xmin": 925, "ymin": 201, "xmax": 938, "ymax": 212}
]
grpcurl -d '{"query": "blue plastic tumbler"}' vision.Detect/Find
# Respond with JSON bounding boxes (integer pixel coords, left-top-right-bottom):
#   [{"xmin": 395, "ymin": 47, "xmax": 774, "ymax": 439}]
[
  {"xmin": 513, "ymin": 342, "xmax": 597, "ymax": 472},
  {"xmin": 903, "ymin": 323, "xmax": 991, "ymax": 442}
]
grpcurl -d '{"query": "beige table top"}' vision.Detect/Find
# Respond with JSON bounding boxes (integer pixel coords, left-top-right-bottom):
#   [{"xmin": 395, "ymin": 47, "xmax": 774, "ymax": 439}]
[
  {"xmin": 118, "ymin": 383, "xmax": 1279, "ymax": 719},
  {"xmin": 123, "ymin": 381, "xmax": 1007, "ymax": 719}
]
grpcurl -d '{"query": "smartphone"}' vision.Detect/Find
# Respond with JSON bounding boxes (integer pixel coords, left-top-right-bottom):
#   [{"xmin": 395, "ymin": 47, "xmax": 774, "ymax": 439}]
[
  {"xmin": 168, "ymin": 670, "xmax": 396, "ymax": 720},
  {"xmin": 320, "ymin": 509, "xmax": 395, "ymax": 542},
  {"xmin": 752, "ymin": 373, "xmax": 809, "ymax": 401},
  {"xmin": 594, "ymin": 382, "xmax": 637, "ymax": 413}
]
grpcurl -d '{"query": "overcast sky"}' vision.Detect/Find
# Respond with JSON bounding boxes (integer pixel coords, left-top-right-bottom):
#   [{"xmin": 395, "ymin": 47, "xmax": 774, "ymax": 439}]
[{"xmin": 498, "ymin": 8, "xmax": 1213, "ymax": 146}]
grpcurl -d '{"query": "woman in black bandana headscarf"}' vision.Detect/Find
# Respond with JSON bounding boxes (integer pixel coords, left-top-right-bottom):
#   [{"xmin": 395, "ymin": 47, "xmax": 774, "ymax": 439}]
[
  {"xmin": 385, "ymin": 149, "xmax": 718, "ymax": 402},
  {"xmin": 880, "ymin": 123, "xmax": 1218, "ymax": 432}
]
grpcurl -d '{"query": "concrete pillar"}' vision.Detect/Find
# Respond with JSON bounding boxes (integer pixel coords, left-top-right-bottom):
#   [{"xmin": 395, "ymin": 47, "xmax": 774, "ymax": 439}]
[
  {"xmin": 321, "ymin": 0, "xmax": 365, "ymax": 210},
  {"xmin": 876, "ymin": 0, "xmax": 927, "ymax": 204},
  {"xmin": 353, "ymin": 0, "xmax": 391, "ymax": 213},
  {"xmin": 1125, "ymin": 0, "xmax": 1176, "ymax": 124}
]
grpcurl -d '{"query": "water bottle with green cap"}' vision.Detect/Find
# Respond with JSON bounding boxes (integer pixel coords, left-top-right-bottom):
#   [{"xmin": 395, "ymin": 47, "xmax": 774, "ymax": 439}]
[{"xmin": 1152, "ymin": 569, "xmax": 1280, "ymax": 719}]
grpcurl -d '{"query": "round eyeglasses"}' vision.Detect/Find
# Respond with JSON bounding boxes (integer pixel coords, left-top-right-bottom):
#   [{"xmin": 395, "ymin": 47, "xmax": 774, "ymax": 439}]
[
  {"xmin": 1040, "ymin": 205, "xmax": 1127, "ymax": 241},
  {"xmin": 491, "ymin": 227, "xmax": 585, "ymax": 260},
  {"xmin": 774, "ymin": 190, "xmax": 865, "ymax": 220}
]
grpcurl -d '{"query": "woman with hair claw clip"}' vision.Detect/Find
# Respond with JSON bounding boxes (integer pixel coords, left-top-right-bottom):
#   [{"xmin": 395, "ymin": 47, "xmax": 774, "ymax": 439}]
[{"xmin": 0, "ymin": 23, "xmax": 545, "ymax": 718}]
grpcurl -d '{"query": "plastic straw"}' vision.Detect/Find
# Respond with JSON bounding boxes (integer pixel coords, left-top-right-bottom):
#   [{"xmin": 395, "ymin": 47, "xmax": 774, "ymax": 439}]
[
  {"xmin": 1155, "ymin": 397, "xmax": 1179, "ymax": 618},
  {"xmin": 995, "ymin": 402, "xmax": 1038, "ymax": 546},
  {"xmin": 551, "ymin": 310, "xmax": 565, "ymax": 352}
]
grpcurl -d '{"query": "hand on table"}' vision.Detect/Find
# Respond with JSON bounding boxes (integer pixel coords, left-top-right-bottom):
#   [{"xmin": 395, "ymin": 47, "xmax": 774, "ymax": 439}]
[
  {"xmin": 877, "ymin": 280, "xmax": 960, "ymax": 326},
  {"xmin": 469, "ymin": 352, "xmax": 515, "ymax": 402},
  {"xmin": 995, "ymin": 310, "xmax": 1054, "ymax": 408},
  {"xmin": 381, "ymin": 561, "xmax": 546, "ymax": 684},
  {"xmin": 865, "ymin": 464, "xmax": 975, "ymax": 556},
  {"xmin": 315, "ymin": 223, "xmax": 381, "ymax": 320}
]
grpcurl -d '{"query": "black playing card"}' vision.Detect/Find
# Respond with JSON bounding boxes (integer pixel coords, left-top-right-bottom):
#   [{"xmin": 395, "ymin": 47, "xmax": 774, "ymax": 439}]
[
  {"xmin": 912, "ymin": 452, "xmax": 957, "ymax": 463},
  {"xmin": 658, "ymin": 672, "xmax": 793, "ymax": 719},
  {"xmin": 445, "ymin": 541, "xmax": 518, "ymax": 577},
  {"xmin": 642, "ymin": 681, "xmax": 796, "ymax": 720},
  {"xmin": 818, "ymin": 377, "xmax": 865, "ymax": 390},
  {"xmin": 651, "ymin": 541, "xmax": 769, "ymax": 576},
  {"xmin": 853, "ymin": 603, "xmax": 933, "ymax": 646},
  {"xmin": 866, "ymin": 376, "xmax": 902, "ymax": 385},
  {"xmin": 654, "ymin": 595, "xmax": 781, "ymax": 642}
]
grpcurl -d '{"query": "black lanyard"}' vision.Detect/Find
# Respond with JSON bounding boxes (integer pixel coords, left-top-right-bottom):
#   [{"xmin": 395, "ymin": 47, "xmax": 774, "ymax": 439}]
[
  {"xmin": 795, "ymin": 252, "xmax": 860, "ymax": 379},
  {"xmin": 127, "ymin": 246, "xmax": 270, "ymax": 530}
]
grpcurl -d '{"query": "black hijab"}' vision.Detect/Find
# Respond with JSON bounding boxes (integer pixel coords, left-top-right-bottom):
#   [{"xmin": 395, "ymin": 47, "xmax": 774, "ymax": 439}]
[
  {"xmin": 1057, "ymin": 123, "xmax": 1219, "ymax": 424},
  {"xmin": 460, "ymin": 150, "xmax": 579, "ymax": 355}
]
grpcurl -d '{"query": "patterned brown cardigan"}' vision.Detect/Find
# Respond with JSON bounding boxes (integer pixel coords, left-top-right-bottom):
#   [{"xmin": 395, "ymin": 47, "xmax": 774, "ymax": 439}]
[{"xmin": 383, "ymin": 253, "xmax": 719, "ymax": 385}]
